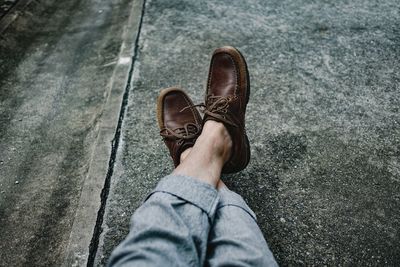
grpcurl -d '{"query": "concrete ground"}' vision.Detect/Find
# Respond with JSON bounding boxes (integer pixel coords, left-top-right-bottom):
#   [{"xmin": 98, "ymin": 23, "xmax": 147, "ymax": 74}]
[
  {"xmin": 0, "ymin": 0, "xmax": 138, "ymax": 265},
  {"xmin": 96, "ymin": 0, "xmax": 400, "ymax": 266},
  {"xmin": 0, "ymin": 0, "xmax": 399, "ymax": 266},
  {"xmin": 0, "ymin": 0, "xmax": 17, "ymax": 17}
]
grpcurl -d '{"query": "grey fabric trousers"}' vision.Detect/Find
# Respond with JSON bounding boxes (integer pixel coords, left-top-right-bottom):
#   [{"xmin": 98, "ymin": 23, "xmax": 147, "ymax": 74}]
[{"xmin": 108, "ymin": 175, "xmax": 278, "ymax": 267}]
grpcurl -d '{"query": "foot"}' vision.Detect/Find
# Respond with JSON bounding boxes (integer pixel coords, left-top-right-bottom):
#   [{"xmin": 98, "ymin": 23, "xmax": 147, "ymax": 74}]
[
  {"xmin": 173, "ymin": 120, "xmax": 232, "ymax": 187},
  {"xmin": 157, "ymin": 87, "xmax": 202, "ymax": 167},
  {"xmin": 204, "ymin": 46, "xmax": 251, "ymax": 173}
]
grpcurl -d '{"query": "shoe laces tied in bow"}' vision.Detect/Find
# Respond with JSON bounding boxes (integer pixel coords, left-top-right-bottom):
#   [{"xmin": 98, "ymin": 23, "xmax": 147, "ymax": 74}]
[
  {"xmin": 160, "ymin": 123, "xmax": 201, "ymax": 145},
  {"xmin": 204, "ymin": 94, "xmax": 238, "ymax": 128},
  {"xmin": 178, "ymin": 95, "xmax": 239, "ymax": 128}
]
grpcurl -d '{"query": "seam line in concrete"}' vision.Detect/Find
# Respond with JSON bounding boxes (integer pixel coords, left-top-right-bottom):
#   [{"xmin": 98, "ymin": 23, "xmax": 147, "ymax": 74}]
[
  {"xmin": 86, "ymin": 0, "xmax": 147, "ymax": 266},
  {"xmin": 62, "ymin": 0, "xmax": 146, "ymax": 266}
]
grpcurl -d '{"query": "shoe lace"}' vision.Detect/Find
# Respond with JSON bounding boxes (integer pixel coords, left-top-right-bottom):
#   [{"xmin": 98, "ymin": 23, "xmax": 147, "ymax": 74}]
[
  {"xmin": 178, "ymin": 95, "xmax": 239, "ymax": 128},
  {"xmin": 204, "ymin": 94, "xmax": 238, "ymax": 127},
  {"xmin": 160, "ymin": 122, "xmax": 201, "ymax": 145}
]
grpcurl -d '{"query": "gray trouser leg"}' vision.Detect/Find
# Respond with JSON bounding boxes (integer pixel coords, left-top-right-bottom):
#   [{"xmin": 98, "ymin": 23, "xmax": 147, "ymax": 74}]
[
  {"xmin": 205, "ymin": 187, "xmax": 278, "ymax": 267},
  {"xmin": 108, "ymin": 175, "xmax": 220, "ymax": 267},
  {"xmin": 108, "ymin": 175, "xmax": 277, "ymax": 267}
]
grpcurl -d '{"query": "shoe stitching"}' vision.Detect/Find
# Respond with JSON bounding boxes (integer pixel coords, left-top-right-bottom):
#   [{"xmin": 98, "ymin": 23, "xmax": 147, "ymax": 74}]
[
  {"xmin": 207, "ymin": 51, "xmax": 241, "ymax": 97},
  {"xmin": 182, "ymin": 94, "xmax": 202, "ymax": 126},
  {"xmin": 226, "ymin": 53, "xmax": 239, "ymax": 96}
]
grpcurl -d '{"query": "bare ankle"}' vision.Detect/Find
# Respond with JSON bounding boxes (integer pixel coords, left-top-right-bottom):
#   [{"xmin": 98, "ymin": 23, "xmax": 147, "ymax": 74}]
[
  {"xmin": 172, "ymin": 121, "xmax": 232, "ymax": 188},
  {"xmin": 180, "ymin": 147, "xmax": 192, "ymax": 163},
  {"xmin": 201, "ymin": 120, "xmax": 232, "ymax": 163}
]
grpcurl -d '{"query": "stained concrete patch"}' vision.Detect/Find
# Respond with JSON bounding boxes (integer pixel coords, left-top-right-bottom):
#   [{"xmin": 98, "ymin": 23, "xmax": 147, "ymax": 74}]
[
  {"xmin": 0, "ymin": 0, "xmax": 136, "ymax": 265},
  {"xmin": 96, "ymin": 0, "xmax": 400, "ymax": 265}
]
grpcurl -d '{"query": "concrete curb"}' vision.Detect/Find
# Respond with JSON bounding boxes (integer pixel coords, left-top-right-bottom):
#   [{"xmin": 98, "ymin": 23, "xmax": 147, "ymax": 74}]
[{"xmin": 62, "ymin": 0, "xmax": 144, "ymax": 266}]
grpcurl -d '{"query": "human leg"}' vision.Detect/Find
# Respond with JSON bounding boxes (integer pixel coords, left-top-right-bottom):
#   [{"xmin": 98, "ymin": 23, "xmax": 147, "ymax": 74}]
[
  {"xmin": 179, "ymin": 147, "xmax": 278, "ymax": 266},
  {"xmin": 197, "ymin": 46, "xmax": 277, "ymax": 266},
  {"xmin": 108, "ymin": 92, "xmax": 231, "ymax": 266},
  {"xmin": 173, "ymin": 120, "xmax": 231, "ymax": 187},
  {"xmin": 107, "ymin": 174, "xmax": 218, "ymax": 267},
  {"xmin": 204, "ymin": 181, "xmax": 279, "ymax": 267},
  {"xmin": 109, "ymin": 45, "xmax": 278, "ymax": 266}
]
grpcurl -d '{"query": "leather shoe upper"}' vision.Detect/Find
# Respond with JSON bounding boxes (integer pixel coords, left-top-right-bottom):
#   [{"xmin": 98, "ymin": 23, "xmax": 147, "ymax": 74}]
[
  {"xmin": 204, "ymin": 46, "xmax": 250, "ymax": 173},
  {"xmin": 157, "ymin": 88, "xmax": 202, "ymax": 167}
]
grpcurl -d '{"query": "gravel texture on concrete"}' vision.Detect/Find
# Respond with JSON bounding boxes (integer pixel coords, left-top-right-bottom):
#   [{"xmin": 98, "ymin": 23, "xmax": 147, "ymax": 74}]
[
  {"xmin": 0, "ymin": 0, "xmax": 134, "ymax": 265},
  {"xmin": 96, "ymin": 0, "xmax": 400, "ymax": 265}
]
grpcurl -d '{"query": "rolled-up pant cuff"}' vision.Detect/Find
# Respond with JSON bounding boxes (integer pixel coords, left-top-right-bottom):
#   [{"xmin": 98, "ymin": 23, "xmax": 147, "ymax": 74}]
[
  {"xmin": 217, "ymin": 187, "xmax": 257, "ymax": 221},
  {"xmin": 146, "ymin": 174, "xmax": 220, "ymax": 219}
]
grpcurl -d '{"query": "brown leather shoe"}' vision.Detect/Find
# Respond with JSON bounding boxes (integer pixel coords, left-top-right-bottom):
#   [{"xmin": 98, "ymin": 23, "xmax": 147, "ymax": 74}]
[
  {"xmin": 204, "ymin": 46, "xmax": 250, "ymax": 173},
  {"xmin": 157, "ymin": 87, "xmax": 202, "ymax": 167}
]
